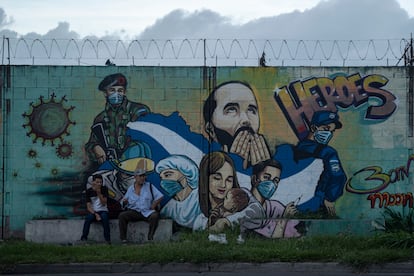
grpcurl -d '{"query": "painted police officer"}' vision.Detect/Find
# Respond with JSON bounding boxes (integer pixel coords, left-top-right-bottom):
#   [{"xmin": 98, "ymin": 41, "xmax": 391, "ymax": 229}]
[{"xmin": 293, "ymin": 110, "xmax": 347, "ymax": 216}]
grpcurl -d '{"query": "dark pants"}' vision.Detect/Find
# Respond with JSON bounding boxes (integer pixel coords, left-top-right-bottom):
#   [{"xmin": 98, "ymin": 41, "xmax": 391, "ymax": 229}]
[
  {"xmin": 81, "ymin": 211, "xmax": 110, "ymax": 242},
  {"xmin": 118, "ymin": 209, "xmax": 160, "ymax": 240}
]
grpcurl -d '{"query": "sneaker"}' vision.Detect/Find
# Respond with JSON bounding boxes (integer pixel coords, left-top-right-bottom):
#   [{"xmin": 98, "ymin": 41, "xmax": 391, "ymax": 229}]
[
  {"xmin": 218, "ymin": 233, "xmax": 228, "ymax": 244},
  {"xmin": 76, "ymin": 239, "xmax": 87, "ymax": 245},
  {"xmin": 121, "ymin": 239, "xmax": 128, "ymax": 245},
  {"xmin": 236, "ymin": 234, "xmax": 245, "ymax": 244},
  {"xmin": 208, "ymin": 233, "xmax": 228, "ymax": 244},
  {"xmin": 208, "ymin": 233, "xmax": 219, "ymax": 242}
]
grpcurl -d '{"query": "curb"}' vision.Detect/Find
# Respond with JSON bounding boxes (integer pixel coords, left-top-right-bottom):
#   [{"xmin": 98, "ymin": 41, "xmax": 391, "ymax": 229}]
[{"xmin": 2, "ymin": 261, "xmax": 414, "ymax": 274}]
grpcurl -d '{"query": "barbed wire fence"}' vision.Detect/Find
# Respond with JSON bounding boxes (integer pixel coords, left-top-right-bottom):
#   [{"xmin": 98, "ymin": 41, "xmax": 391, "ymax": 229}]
[{"xmin": 0, "ymin": 36, "xmax": 412, "ymax": 67}]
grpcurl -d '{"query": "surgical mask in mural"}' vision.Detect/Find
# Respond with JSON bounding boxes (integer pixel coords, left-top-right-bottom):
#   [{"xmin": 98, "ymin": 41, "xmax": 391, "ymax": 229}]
[
  {"xmin": 257, "ymin": 180, "xmax": 277, "ymax": 199},
  {"xmin": 107, "ymin": 92, "xmax": 124, "ymax": 105},
  {"xmin": 314, "ymin": 130, "xmax": 333, "ymax": 145},
  {"xmin": 160, "ymin": 179, "xmax": 184, "ymax": 197}
]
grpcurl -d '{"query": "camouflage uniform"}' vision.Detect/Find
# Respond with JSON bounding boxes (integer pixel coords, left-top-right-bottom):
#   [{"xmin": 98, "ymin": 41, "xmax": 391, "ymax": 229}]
[
  {"xmin": 85, "ymin": 99, "xmax": 150, "ymax": 163},
  {"xmin": 85, "ymin": 73, "xmax": 150, "ymax": 165}
]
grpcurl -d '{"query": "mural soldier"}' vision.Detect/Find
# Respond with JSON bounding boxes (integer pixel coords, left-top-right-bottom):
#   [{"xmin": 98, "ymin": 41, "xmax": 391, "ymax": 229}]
[{"xmin": 85, "ymin": 73, "xmax": 151, "ymax": 169}]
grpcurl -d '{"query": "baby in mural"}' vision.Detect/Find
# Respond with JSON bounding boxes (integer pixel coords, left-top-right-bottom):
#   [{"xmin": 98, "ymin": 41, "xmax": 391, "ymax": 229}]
[
  {"xmin": 195, "ymin": 151, "xmax": 265, "ymax": 244},
  {"xmin": 208, "ymin": 187, "xmax": 249, "ymax": 227}
]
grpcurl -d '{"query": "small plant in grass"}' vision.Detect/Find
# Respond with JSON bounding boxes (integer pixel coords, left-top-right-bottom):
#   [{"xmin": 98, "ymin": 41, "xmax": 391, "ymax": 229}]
[{"xmin": 375, "ymin": 207, "xmax": 414, "ymax": 249}]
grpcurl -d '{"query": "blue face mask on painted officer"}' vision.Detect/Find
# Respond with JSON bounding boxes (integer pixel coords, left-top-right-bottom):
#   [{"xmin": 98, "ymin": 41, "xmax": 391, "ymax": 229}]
[{"xmin": 314, "ymin": 130, "xmax": 333, "ymax": 145}]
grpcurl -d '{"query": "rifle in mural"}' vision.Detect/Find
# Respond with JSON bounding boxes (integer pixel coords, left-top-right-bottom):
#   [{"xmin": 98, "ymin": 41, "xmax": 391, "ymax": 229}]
[{"xmin": 91, "ymin": 122, "xmax": 118, "ymax": 161}]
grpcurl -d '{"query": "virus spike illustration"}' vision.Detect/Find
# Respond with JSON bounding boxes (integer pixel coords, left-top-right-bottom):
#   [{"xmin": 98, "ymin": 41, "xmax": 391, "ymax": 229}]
[
  {"xmin": 22, "ymin": 93, "xmax": 76, "ymax": 146},
  {"xmin": 56, "ymin": 141, "xmax": 74, "ymax": 159},
  {"xmin": 27, "ymin": 149, "xmax": 38, "ymax": 158}
]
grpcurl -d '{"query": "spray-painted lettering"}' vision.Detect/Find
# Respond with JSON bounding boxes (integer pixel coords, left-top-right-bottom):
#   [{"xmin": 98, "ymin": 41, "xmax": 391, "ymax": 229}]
[
  {"xmin": 274, "ymin": 73, "xmax": 397, "ymax": 140},
  {"xmin": 345, "ymin": 155, "xmax": 414, "ymax": 194},
  {"xmin": 367, "ymin": 192, "xmax": 413, "ymax": 208}
]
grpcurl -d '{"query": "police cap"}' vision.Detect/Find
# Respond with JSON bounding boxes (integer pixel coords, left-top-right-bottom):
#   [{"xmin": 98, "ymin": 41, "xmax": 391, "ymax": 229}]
[{"xmin": 310, "ymin": 110, "xmax": 342, "ymax": 129}]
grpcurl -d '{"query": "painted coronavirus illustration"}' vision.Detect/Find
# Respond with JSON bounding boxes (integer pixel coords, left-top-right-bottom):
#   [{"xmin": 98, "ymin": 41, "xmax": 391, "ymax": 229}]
[
  {"xmin": 56, "ymin": 141, "xmax": 74, "ymax": 159},
  {"xmin": 22, "ymin": 93, "xmax": 76, "ymax": 147}
]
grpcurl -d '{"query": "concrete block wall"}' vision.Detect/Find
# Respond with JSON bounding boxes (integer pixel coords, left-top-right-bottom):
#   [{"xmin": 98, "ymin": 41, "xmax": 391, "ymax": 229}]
[{"xmin": 1, "ymin": 65, "xmax": 412, "ymax": 240}]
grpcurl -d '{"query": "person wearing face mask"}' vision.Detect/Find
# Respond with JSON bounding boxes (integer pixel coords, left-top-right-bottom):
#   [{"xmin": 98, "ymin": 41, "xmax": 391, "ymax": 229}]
[
  {"xmin": 293, "ymin": 110, "xmax": 347, "ymax": 216},
  {"xmin": 155, "ymin": 154, "xmax": 202, "ymax": 229},
  {"xmin": 85, "ymin": 73, "xmax": 151, "ymax": 172},
  {"xmin": 238, "ymin": 159, "xmax": 303, "ymax": 242}
]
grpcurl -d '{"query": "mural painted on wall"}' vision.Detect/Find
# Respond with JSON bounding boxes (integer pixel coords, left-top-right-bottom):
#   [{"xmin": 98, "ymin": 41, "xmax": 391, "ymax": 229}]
[{"xmin": 18, "ymin": 68, "xmax": 411, "ymax": 239}]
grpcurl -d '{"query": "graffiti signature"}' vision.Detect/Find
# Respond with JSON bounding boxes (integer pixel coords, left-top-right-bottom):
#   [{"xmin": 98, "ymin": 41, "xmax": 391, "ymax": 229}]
[{"xmin": 346, "ymin": 154, "xmax": 414, "ymax": 194}]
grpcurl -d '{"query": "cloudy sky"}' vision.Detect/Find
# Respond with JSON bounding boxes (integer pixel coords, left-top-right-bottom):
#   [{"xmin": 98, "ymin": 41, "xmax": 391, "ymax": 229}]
[
  {"xmin": 0, "ymin": 0, "xmax": 414, "ymax": 65},
  {"xmin": 1, "ymin": 0, "xmax": 413, "ymax": 39}
]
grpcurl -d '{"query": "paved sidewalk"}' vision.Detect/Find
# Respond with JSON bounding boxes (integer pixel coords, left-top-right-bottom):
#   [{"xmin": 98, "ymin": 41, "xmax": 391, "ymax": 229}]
[{"xmin": 2, "ymin": 261, "xmax": 414, "ymax": 274}]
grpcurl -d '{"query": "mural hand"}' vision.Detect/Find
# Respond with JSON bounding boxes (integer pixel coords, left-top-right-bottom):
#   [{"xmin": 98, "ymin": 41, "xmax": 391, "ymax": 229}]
[
  {"xmin": 249, "ymin": 134, "xmax": 271, "ymax": 165},
  {"xmin": 230, "ymin": 130, "xmax": 251, "ymax": 162},
  {"xmin": 210, "ymin": 208, "xmax": 220, "ymax": 218},
  {"xmin": 283, "ymin": 202, "xmax": 298, "ymax": 217},
  {"xmin": 93, "ymin": 145, "xmax": 107, "ymax": 164},
  {"xmin": 209, "ymin": 218, "xmax": 231, "ymax": 232},
  {"xmin": 324, "ymin": 200, "xmax": 336, "ymax": 217}
]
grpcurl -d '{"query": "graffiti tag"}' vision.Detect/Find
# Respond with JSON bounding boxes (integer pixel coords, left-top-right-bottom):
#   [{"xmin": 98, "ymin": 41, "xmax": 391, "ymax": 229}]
[
  {"xmin": 367, "ymin": 192, "xmax": 413, "ymax": 208},
  {"xmin": 345, "ymin": 154, "xmax": 414, "ymax": 194},
  {"xmin": 274, "ymin": 73, "xmax": 397, "ymax": 140}
]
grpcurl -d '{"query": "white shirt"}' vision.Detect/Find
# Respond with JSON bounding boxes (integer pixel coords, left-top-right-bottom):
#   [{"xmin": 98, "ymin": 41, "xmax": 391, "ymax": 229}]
[{"xmin": 122, "ymin": 182, "xmax": 163, "ymax": 217}]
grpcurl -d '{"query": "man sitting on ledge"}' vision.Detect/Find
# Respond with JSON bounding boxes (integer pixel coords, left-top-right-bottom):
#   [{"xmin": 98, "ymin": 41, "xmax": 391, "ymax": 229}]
[
  {"xmin": 118, "ymin": 167, "xmax": 164, "ymax": 244},
  {"xmin": 80, "ymin": 174, "xmax": 111, "ymax": 244}
]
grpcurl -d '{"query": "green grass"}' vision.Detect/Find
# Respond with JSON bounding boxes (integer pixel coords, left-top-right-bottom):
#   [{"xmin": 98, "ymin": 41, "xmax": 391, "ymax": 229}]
[{"xmin": 1, "ymin": 229, "xmax": 413, "ymax": 272}]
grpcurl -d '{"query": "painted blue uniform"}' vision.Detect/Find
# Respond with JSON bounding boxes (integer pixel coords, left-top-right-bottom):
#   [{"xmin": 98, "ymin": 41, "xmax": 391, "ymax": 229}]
[{"xmin": 293, "ymin": 139, "xmax": 347, "ymax": 213}]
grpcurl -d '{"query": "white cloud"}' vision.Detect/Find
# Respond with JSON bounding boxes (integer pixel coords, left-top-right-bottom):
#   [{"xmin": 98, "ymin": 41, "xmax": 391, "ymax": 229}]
[
  {"xmin": 0, "ymin": 0, "xmax": 323, "ymax": 37},
  {"xmin": 0, "ymin": 0, "xmax": 413, "ymax": 66}
]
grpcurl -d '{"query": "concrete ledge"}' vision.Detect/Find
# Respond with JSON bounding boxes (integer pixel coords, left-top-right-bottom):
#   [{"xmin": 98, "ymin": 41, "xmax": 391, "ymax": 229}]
[
  {"xmin": 25, "ymin": 219, "xmax": 173, "ymax": 244},
  {"xmin": 303, "ymin": 219, "xmax": 379, "ymax": 236}
]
